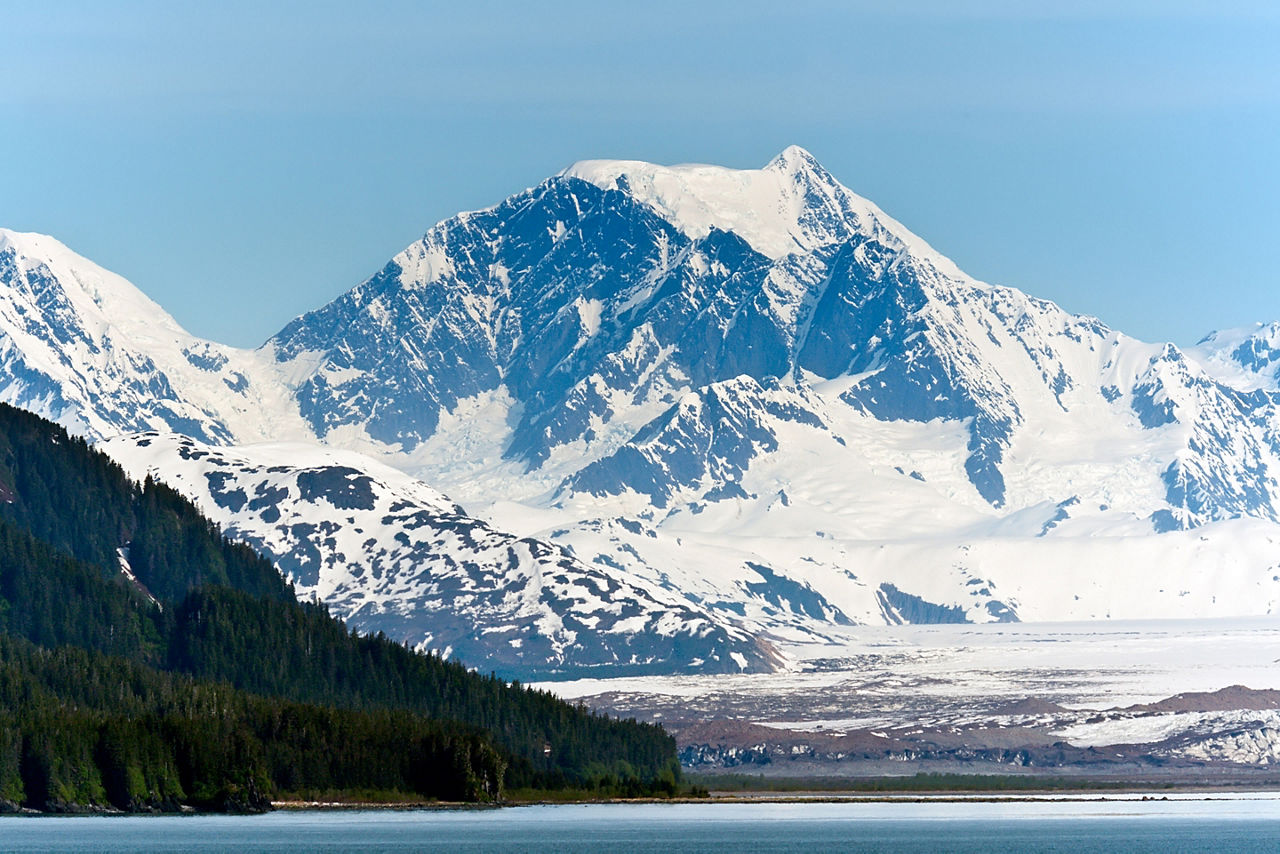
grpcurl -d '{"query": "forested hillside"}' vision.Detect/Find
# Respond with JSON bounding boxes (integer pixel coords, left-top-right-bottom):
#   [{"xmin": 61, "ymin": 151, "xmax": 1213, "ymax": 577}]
[
  {"xmin": 0, "ymin": 403, "xmax": 677, "ymax": 811},
  {"xmin": 0, "ymin": 635, "xmax": 505, "ymax": 811},
  {"xmin": 0, "ymin": 404, "xmax": 290, "ymax": 605}
]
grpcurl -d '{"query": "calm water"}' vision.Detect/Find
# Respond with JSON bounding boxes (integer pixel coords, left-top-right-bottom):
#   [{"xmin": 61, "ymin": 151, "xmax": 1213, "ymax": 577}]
[{"xmin": 2, "ymin": 798, "xmax": 1280, "ymax": 853}]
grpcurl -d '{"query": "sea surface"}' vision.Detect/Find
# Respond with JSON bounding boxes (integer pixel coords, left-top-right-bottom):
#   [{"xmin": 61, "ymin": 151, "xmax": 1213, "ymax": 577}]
[{"xmin": 2, "ymin": 797, "xmax": 1280, "ymax": 853}]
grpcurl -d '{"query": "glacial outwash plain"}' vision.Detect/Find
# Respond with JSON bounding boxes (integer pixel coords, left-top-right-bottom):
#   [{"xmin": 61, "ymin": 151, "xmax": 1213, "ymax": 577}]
[{"xmin": 4, "ymin": 148, "xmax": 1280, "ymax": 797}]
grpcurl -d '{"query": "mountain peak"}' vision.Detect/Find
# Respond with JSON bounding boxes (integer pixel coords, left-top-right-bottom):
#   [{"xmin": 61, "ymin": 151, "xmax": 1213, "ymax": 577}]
[
  {"xmin": 559, "ymin": 147, "xmax": 912, "ymax": 261},
  {"xmin": 0, "ymin": 228, "xmax": 72, "ymax": 262},
  {"xmin": 0, "ymin": 225, "xmax": 277, "ymax": 445},
  {"xmin": 0, "ymin": 226, "xmax": 186, "ymax": 341},
  {"xmin": 1189, "ymin": 321, "xmax": 1280, "ymax": 392},
  {"xmin": 764, "ymin": 144, "xmax": 823, "ymax": 175}
]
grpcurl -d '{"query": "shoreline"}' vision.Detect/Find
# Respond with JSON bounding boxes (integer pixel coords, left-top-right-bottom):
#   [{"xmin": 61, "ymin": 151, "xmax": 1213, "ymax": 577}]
[
  {"xmin": 11, "ymin": 783, "xmax": 1280, "ymax": 817},
  {"xmin": 271, "ymin": 786, "xmax": 1280, "ymax": 810},
  {"xmin": 10, "ymin": 793, "xmax": 1280, "ymax": 819}
]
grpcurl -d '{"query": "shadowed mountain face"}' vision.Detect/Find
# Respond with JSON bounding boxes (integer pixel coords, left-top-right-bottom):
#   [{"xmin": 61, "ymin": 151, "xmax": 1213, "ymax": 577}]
[{"xmin": 6, "ymin": 148, "xmax": 1280, "ymax": 677}]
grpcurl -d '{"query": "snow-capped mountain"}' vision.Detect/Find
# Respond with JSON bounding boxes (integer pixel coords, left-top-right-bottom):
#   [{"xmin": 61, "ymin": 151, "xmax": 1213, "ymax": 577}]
[
  {"xmin": 263, "ymin": 147, "xmax": 1280, "ymax": 533},
  {"xmin": 6, "ymin": 147, "xmax": 1280, "ymax": 677}
]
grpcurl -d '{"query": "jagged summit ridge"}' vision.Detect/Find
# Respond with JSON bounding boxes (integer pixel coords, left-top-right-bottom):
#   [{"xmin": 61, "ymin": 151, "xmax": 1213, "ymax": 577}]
[{"xmin": 560, "ymin": 146, "xmax": 963, "ymax": 277}]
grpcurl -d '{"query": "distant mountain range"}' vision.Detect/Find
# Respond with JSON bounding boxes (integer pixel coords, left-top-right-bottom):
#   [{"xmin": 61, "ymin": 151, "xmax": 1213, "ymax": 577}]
[{"xmin": 4, "ymin": 146, "xmax": 1280, "ymax": 678}]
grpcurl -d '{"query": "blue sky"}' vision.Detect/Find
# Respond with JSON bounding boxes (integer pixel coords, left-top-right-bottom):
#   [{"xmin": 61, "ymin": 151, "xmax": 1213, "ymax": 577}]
[{"xmin": 2, "ymin": 1, "xmax": 1277, "ymax": 347}]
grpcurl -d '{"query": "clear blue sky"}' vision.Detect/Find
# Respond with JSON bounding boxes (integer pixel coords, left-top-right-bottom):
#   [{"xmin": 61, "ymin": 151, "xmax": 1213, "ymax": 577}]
[{"xmin": 2, "ymin": 1, "xmax": 1277, "ymax": 348}]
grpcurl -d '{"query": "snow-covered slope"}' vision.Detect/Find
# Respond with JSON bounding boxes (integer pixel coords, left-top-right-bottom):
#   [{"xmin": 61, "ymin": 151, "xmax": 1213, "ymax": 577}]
[
  {"xmin": 1190, "ymin": 323, "xmax": 1280, "ymax": 392},
  {"xmin": 100, "ymin": 432, "xmax": 780, "ymax": 679},
  {"xmin": 0, "ymin": 229, "xmax": 307, "ymax": 443},
  {"xmin": 7, "ymin": 148, "xmax": 1280, "ymax": 678}
]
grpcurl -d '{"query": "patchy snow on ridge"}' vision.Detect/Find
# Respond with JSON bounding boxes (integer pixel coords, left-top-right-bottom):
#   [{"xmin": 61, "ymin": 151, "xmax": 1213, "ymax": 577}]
[{"xmin": 100, "ymin": 431, "xmax": 781, "ymax": 679}]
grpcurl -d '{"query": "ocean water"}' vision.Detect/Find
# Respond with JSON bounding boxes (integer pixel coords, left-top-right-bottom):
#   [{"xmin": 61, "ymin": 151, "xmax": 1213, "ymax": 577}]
[{"xmin": 2, "ymin": 798, "xmax": 1280, "ymax": 853}]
